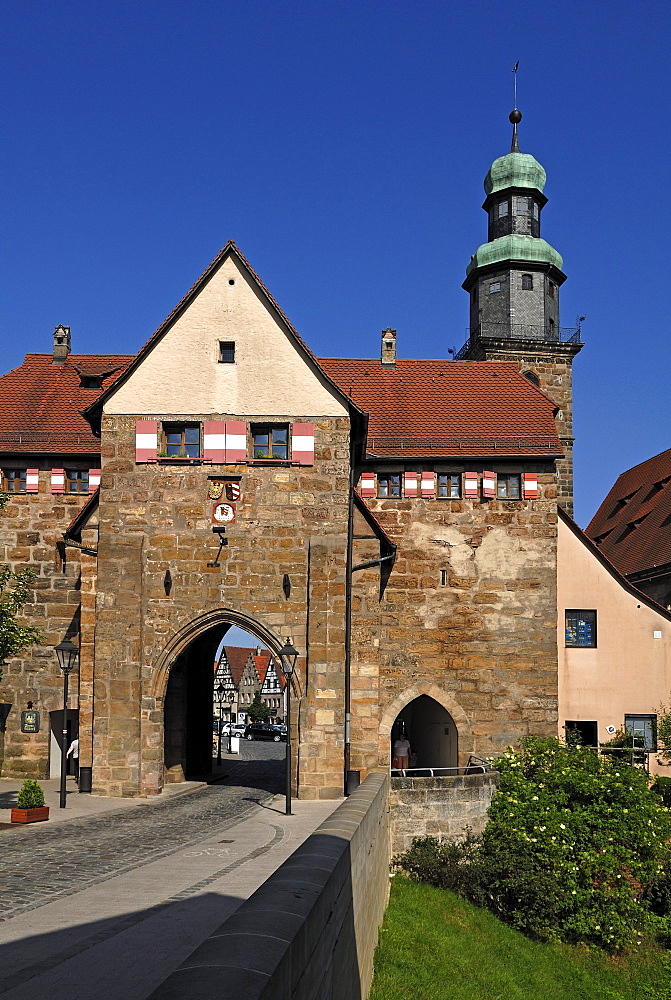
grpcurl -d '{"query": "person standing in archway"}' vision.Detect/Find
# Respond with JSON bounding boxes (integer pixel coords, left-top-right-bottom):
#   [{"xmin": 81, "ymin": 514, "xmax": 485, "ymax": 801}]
[{"xmin": 393, "ymin": 733, "xmax": 411, "ymax": 771}]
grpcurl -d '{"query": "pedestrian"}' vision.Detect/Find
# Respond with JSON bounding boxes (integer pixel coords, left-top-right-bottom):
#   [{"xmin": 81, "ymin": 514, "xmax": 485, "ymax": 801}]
[
  {"xmin": 66, "ymin": 737, "xmax": 79, "ymax": 785},
  {"xmin": 393, "ymin": 733, "xmax": 411, "ymax": 771}
]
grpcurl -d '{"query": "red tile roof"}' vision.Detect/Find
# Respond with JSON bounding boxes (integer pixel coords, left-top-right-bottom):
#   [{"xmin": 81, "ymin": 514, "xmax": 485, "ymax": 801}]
[
  {"xmin": 0, "ymin": 353, "xmax": 133, "ymax": 455},
  {"xmin": 586, "ymin": 448, "xmax": 671, "ymax": 577},
  {"xmin": 221, "ymin": 645, "xmax": 259, "ymax": 687},
  {"xmin": 318, "ymin": 358, "xmax": 562, "ymax": 457}
]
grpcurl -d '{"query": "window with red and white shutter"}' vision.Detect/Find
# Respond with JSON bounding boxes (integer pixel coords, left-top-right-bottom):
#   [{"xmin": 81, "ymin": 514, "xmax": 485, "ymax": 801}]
[
  {"xmin": 26, "ymin": 469, "xmax": 39, "ymax": 494},
  {"xmin": 463, "ymin": 472, "xmax": 479, "ymax": 499},
  {"xmin": 202, "ymin": 421, "xmax": 226, "ymax": 463},
  {"xmin": 404, "ymin": 472, "xmax": 418, "ymax": 498},
  {"xmin": 224, "ymin": 421, "xmax": 247, "ymax": 463},
  {"xmin": 523, "ymin": 473, "xmax": 539, "ymax": 499},
  {"xmin": 420, "ymin": 472, "xmax": 436, "ymax": 498},
  {"xmin": 51, "ymin": 469, "xmax": 65, "ymax": 494},
  {"xmin": 359, "ymin": 472, "xmax": 376, "ymax": 497},
  {"xmin": 135, "ymin": 420, "xmax": 158, "ymax": 463},
  {"xmin": 482, "ymin": 471, "xmax": 497, "ymax": 499},
  {"xmin": 88, "ymin": 469, "xmax": 101, "ymax": 493},
  {"xmin": 291, "ymin": 423, "xmax": 314, "ymax": 466}
]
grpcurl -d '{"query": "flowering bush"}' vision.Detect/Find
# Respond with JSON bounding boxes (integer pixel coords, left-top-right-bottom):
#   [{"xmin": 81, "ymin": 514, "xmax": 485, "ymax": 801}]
[
  {"xmin": 478, "ymin": 737, "xmax": 671, "ymax": 950},
  {"xmin": 396, "ymin": 736, "xmax": 671, "ymax": 951}
]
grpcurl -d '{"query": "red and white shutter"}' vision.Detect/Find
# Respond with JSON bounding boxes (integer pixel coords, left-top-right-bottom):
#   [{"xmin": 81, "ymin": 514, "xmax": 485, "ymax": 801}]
[
  {"xmin": 203, "ymin": 421, "xmax": 226, "ymax": 463},
  {"xmin": 88, "ymin": 469, "xmax": 101, "ymax": 493},
  {"xmin": 291, "ymin": 423, "xmax": 314, "ymax": 466},
  {"xmin": 523, "ymin": 473, "xmax": 539, "ymax": 499},
  {"xmin": 463, "ymin": 472, "xmax": 479, "ymax": 499},
  {"xmin": 26, "ymin": 469, "xmax": 39, "ymax": 494},
  {"xmin": 224, "ymin": 421, "xmax": 247, "ymax": 463},
  {"xmin": 482, "ymin": 471, "xmax": 497, "ymax": 499},
  {"xmin": 359, "ymin": 472, "xmax": 376, "ymax": 497},
  {"xmin": 51, "ymin": 468, "xmax": 65, "ymax": 494},
  {"xmin": 420, "ymin": 471, "xmax": 436, "ymax": 498},
  {"xmin": 404, "ymin": 472, "xmax": 418, "ymax": 498},
  {"xmin": 135, "ymin": 420, "xmax": 158, "ymax": 463}
]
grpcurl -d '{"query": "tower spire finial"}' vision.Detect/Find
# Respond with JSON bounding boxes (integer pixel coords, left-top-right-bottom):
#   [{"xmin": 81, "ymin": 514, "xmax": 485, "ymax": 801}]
[{"xmin": 510, "ymin": 61, "xmax": 521, "ymax": 153}]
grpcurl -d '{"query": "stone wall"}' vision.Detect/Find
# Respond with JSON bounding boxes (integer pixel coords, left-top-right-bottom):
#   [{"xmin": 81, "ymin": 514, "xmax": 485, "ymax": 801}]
[
  {"xmin": 148, "ymin": 772, "xmax": 390, "ymax": 1000},
  {"xmin": 390, "ymin": 772, "xmax": 499, "ymax": 854},
  {"xmin": 92, "ymin": 412, "xmax": 351, "ymax": 797},
  {"xmin": 349, "ymin": 471, "xmax": 559, "ymax": 778},
  {"xmin": 0, "ymin": 472, "xmax": 91, "ymax": 778}
]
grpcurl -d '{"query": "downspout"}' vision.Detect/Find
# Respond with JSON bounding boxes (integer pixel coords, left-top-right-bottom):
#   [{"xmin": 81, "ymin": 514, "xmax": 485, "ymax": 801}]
[{"xmin": 344, "ymin": 474, "xmax": 355, "ymax": 796}]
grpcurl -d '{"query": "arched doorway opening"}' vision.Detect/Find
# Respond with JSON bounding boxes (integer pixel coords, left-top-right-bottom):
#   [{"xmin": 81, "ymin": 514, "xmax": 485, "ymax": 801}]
[
  {"xmin": 152, "ymin": 610, "xmax": 292, "ymax": 789},
  {"xmin": 391, "ymin": 695, "xmax": 458, "ymax": 771}
]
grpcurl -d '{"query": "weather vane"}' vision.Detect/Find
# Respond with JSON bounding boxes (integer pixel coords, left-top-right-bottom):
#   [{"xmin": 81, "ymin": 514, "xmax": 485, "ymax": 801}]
[{"xmin": 510, "ymin": 61, "xmax": 521, "ymax": 152}]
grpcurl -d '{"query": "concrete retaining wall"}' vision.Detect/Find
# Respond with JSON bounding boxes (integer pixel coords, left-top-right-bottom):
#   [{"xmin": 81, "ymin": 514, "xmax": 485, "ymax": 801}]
[
  {"xmin": 148, "ymin": 772, "xmax": 390, "ymax": 1000},
  {"xmin": 390, "ymin": 772, "xmax": 498, "ymax": 854}
]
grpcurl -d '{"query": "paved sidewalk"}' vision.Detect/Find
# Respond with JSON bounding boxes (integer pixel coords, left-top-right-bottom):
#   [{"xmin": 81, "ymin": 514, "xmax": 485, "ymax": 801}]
[
  {"xmin": 0, "ymin": 793, "xmax": 342, "ymax": 1000},
  {"xmin": 0, "ymin": 775, "xmax": 204, "ymax": 829}
]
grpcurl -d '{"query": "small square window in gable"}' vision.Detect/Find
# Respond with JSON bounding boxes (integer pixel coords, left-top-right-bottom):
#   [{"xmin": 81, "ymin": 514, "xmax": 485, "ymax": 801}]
[{"xmin": 218, "ymin": 341, "xmax": 235, "ymax": 364}]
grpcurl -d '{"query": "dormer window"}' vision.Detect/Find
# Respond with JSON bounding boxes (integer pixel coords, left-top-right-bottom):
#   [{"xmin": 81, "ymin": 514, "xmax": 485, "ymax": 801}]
[{"xmin": 80, "ymin": 374, "xmax": 104, "ymax": 389}]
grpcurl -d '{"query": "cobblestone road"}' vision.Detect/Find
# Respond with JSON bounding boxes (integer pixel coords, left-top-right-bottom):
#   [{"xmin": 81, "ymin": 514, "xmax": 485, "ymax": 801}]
[{"xmin": 0, "ymin": 744, "xmax": 284, "ymax": 922}]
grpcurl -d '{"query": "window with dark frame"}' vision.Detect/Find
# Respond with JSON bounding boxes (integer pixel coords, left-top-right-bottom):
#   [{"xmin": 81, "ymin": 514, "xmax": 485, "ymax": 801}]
[
  {"xmin": 565, "ymin": 610, "xmax": 597, "ymax": 648},
  {"xmin": 66, "ymin": 470, "xmax": 89, "ymax": 494},
  {"xmin": 437, "ymin": 474, "xmax": 461, "ymax": 498},
  {"xmin": 521, "ymin": 273, "xmax": 533, "ymax": 290},
  {"xmin": 218, "ymin": 341, "xmax": 235, "ymax": 363},
  {"xmin": 497, "ymin": 473, "xmax": 521, "ymax": 499},
  {"xmin": 252, "ymin": 424, "xmax": 288, "ymax": 460},
  {"xmin": 378, "ymin": 474, "xmax": 401, "ymax": 498},
  {"xmin": 624, "ymin": 714, "xmax": 657, "ymax": 751},
  {"xmin": 163, "ymin": 423, "xmax": 201, "ymax": 458},
  {"xmin": 548, "ymin": 281, "xmax": 555, "ymax": 298},
  {"xmin": 4, "ymin": 470, "xmax": 27, "ymax": 493}
]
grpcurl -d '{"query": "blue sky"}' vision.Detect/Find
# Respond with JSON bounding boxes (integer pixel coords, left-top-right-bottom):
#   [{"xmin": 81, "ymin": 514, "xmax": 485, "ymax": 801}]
[{"xmin": 1, "ymin": 1, "xmax": 669, "ymax": 526}]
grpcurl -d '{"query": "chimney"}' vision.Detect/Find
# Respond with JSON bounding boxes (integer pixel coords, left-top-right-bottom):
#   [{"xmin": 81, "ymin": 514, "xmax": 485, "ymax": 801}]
[
  {"xmin": 52, "ymin": 325, "xmax": 71, "ymax": 365},
  {"xmin": 381, "ymin": 328, "xmax": 396, "ymax": 369}
]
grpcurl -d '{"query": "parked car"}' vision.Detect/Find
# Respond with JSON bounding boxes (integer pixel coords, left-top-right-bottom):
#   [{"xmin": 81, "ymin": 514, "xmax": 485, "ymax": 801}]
[{"xmin": 244, "ymin": 723, "xmax": 287, "ymax": 742}]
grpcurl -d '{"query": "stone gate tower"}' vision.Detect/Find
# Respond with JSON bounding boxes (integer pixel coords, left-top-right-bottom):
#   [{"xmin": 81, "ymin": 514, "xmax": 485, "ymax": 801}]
[{"xmin": 459, "ymin": 109, "xmax": 582, "ymax": 515}]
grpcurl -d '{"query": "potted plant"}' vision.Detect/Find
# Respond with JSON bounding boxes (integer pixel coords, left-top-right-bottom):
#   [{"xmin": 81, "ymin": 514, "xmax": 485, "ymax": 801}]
[{"xmin": 11, "ymin": 779, "xmax": 50, "ymax": 823}]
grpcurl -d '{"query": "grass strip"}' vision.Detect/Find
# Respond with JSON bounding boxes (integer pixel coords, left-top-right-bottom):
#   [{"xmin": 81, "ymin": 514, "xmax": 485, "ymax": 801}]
[{"xmin": 369, "ymin": 876, "xmax": 671, "ymax": 1000}]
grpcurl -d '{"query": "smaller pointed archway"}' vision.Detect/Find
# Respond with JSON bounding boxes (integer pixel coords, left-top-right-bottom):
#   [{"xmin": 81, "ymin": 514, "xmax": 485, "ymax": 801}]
[{"xmin": 392, "ymin": 695, "xmax": 458, "ymax": 770}]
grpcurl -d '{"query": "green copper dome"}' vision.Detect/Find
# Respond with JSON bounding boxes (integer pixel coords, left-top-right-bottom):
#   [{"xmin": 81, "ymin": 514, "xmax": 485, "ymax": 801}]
[
  {"xmin": 466, "ymin": 234, "xmax": 563, "ymax": 277},
  {"xmin": 484, "ymin": 152, "xmax": 546, "ymax": 196}
]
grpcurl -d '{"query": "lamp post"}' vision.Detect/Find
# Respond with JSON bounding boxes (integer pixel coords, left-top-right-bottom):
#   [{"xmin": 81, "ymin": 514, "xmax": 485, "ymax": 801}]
[
  {"xmin": 228, "ymin": 690, "xmax": 235, "ymax": 754},
  {"xmin": 278, "ymin": 638, "xmax": 299, "ymax": 816},
  {"xmin": 55, "ymin": 637, "xmax": 79, "ymax": 809},
  {"xmin": 215, "ymin": 682, "xmax": 225, "ymax": 767}
]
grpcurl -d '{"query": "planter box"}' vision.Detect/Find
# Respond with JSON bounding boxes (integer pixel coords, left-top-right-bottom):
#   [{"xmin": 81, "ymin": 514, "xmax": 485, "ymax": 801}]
[{"xmin": 11, "ymin": 806, "xmax": 50, "ymax": 824}]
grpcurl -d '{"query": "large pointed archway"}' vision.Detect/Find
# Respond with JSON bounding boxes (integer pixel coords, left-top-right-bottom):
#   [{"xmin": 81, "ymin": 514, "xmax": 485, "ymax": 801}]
[{"xmin": 140, "ymin": 608, "xmax": 299, "ymax": 795}]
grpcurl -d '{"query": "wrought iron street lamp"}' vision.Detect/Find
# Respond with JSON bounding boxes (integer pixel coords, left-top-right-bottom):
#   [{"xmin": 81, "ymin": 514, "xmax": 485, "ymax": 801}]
[
  {"xmin": 215, "ymin": 682, "xmax": 225, "ymax": 767},
  {"xmin": 278, "ymin": 637, "xmax": 299, "ymax": 816},
  {"xmin": 55, "ymin": 637, "xmax": 79, "ymax": 809}
]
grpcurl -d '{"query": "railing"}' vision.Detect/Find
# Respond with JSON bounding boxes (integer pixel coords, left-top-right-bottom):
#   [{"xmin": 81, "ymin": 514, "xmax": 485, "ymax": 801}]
[
  {"xmin": 367, "ymin": 434, "xmax": 561, "ymax": 454},
  {"xmin": 391, "ymin": 755, "xmax": 494, "ymax": 778},
  {"xmin": 454, "ymin": 323, "xmax": 581, "ymax": 361},
  {"xmin": 0, "ymin": 431, "xmax": 98, "ymax": 446}
]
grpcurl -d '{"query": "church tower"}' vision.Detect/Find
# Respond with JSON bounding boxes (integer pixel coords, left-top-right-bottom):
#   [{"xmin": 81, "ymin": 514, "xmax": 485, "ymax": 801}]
[{"xmin": 458, "ymin": 109, "xmax": 582, "ymax": 515}]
